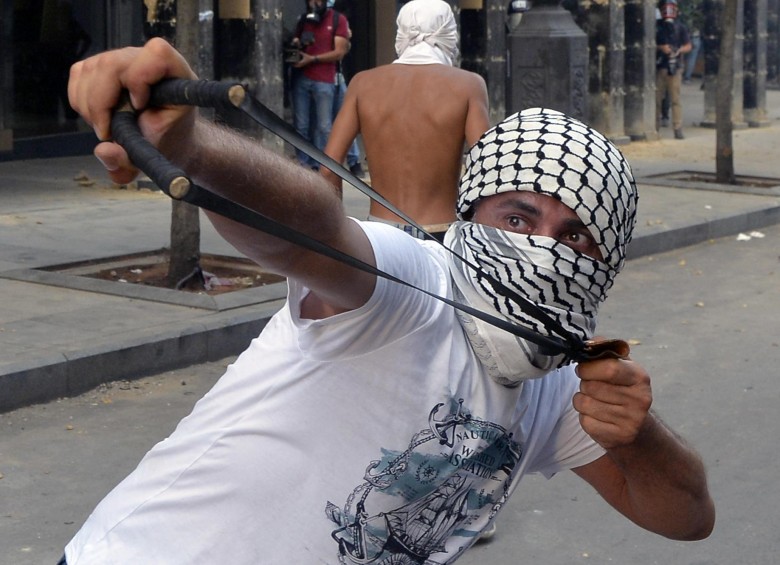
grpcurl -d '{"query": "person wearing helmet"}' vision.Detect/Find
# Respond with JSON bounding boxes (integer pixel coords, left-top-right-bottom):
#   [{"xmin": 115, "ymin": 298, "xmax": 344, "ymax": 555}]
[
  {"xmin": 656, "ymin": 0, "xmax": 692, "ymax": 139},
  {"xmin": 290, "ymin": 0, "xmax": 351, "ymax": 169}
]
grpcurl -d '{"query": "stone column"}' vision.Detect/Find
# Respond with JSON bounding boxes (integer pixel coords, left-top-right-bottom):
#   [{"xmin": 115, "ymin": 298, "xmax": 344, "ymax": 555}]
[
  {"xmin": 506, "ymin": 0, "xmax": 589, "ymax": 122},
  {"xmin": 701, "ymin": 0, "xmax": 747, "ymax": 127},
  {"xmin": 485, "ymin": 0, "xmax": 508, "ymax": 123},
  {"xmin": 253, "ymin": 0, "xmax": 284, "ymax": 151},
  {"xmin": 768, "ymin": 0, "xmax": 779, "ymax": 84},
  {"xmin": 743, "ymin": 0, "xmax": 770, "ymax": 126},
  {"xmin": 0, "ymin": 0, "xmax": 12, "ymax": 153},
  {"xmin": 216, "ymin": 0, "xmax": 284, "ymax": 151},
  {"xmin": 624, "ymin": 0, "xmax": 659, "ymax": 140},
  {"xmin": 459, "ymin": 1, "xmax": 507, "ymax": 125},
  {"xmin": 575, "ymin": 0, "xmax": 629, "ymax": 143}
]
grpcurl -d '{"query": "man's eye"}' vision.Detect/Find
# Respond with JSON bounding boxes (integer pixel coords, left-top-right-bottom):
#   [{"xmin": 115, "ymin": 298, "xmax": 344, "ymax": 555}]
[
  {"xmin": 565, "ymin": 232, "xmax": 593, "ymax": 247},
  {"xmin": 506, "ymin": 215, "xmax": 529, "ymax": 231},
  {"xmin": 563, "ymin": 231, "xmax": 600, "ymax": 256}
]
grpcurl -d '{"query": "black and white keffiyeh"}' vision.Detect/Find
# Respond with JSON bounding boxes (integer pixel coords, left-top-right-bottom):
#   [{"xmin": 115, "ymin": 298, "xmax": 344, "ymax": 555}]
[{"xmin": 445, "ymin": 108, "xmax": 638, "ymax": 384}]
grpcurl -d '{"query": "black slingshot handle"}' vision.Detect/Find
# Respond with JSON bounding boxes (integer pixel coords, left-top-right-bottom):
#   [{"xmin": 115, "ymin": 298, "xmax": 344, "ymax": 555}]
[{"xmin": 110, "ymin": 79, "xmax": 246, "ymax": 199}]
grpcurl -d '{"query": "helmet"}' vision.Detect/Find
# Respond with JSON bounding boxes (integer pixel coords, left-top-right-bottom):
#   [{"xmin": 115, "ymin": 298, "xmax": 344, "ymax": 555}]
[
  {"xmin": 303, "ymin": 0, "xmax": 327, "ymax": 22},
  {"xmin": 660, "ymin": 0, "xmax": 678, "ymax": 20}
]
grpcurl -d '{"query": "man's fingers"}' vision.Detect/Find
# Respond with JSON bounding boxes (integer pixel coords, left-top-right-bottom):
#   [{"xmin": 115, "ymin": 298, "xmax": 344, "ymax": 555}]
[
  {"xmin": 94, "ymin": 142, "xmax": 139, "ymax": 184},
  {"xmin": 576, "ymin": 357, "xmax": 645, "ymax": 386},
  {"xmin": 69, "ymin": 47, "xmax": 141, "ymax": 140},
  {"xmin": 578, "ymin": 379, "xmax": 636, "ymax": 406},
  {"xmin": 573, "ymin": 356, "xmax": 653, "ymax": 449},
  {"xmin": 577, "ymin": 412, "xmax": 639, "ymax": 449},
  {"xmin": 68, "ymin": 39, "xmax": 195, "ymax": 143}
]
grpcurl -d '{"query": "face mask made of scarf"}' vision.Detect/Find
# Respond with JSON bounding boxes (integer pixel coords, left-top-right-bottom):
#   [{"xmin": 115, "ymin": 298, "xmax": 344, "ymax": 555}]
[{"xmin": 445, "ymin": 221, "xmax": 616, "ymax": 386}]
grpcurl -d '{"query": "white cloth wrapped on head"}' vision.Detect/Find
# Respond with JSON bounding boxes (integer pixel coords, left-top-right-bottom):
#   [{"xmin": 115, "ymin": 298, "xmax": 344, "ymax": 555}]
[{"xmin": 393, "ymin": 0, "xmax": 459, "ymax": 66}]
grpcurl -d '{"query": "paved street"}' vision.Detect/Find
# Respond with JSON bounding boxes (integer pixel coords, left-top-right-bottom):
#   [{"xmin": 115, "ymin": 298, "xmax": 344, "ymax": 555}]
[
  {"xmin": 1, "ymin": 78, "xmax": 779, "ymax": 563},
  {"xmin": 2, "ymin": 223, "xmax": 778, "ymax": 565}
]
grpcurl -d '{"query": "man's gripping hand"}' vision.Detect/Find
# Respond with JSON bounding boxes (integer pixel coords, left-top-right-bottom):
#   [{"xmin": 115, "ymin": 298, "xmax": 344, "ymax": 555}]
[
  {"xmin": 571, "ymin": 348, "xmax": 715, "ymax": 540},
  {"xmin": 67, "ymin": 38, "xmax": 198, "ymax": 185},
  {"xmin": 573, "ymin": 351, "xmax": 652, "ymax": 450}
]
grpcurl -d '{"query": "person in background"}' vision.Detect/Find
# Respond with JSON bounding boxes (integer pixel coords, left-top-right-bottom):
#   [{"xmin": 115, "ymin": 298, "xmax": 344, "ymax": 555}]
[
  {"xmin": 656, "ymin": 0, "xmax": 692, "ymax": 139},
  {"xmin": 683, "ymin": 27, "xmax": 701, "ymax": 83},
  {"xmin": 291, "ymin": 0, "xmax": 350, "ymax": 169},
  {"xmin": 322, "ymin": 0, "xmax": 490, "ymax": 241},
  {"xmin": 655, "ymin": 6, "xmax": 670, "ymax": 128},
  {"xmin": 680, "ymin": 0, "xmax": 704, "ymax": 83}
]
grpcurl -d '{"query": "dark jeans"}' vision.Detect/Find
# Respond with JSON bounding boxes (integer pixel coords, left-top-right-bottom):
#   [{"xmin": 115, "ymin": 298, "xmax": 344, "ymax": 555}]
[{"xmin": 292, "ymin": 75, "xmax": 336, "ymax": 168}]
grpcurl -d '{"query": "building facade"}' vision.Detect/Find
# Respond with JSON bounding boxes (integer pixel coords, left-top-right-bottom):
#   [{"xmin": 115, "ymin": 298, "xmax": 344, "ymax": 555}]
[{"xmin": 0, "ymin": 0, "xmax": 775, "ymax": 161}]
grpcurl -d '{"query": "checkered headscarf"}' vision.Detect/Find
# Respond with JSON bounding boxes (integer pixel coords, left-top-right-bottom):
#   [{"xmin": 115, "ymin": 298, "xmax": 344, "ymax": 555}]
[
  {"xmin": 457, "ymin": 108, "xmax": 637, "ymax": 272},
  {"xmin": 445, "ymin": 108, "xmax": 638, "ymax": 383}
]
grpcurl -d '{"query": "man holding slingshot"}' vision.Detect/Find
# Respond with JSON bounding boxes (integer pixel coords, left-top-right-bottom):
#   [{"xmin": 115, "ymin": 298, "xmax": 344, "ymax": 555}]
[{"xmin": 62, "ymin": 38, "xmax": 714, "ymax": 564}]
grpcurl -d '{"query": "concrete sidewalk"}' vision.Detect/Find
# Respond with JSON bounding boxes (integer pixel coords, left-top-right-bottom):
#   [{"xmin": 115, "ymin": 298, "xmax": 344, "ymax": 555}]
[{"xmin": 2, "ymin": 80, "xmax": 779, "ymax": 412}]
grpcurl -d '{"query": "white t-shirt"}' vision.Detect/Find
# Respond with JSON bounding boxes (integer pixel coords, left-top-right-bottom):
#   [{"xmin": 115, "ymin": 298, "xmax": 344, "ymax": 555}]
[{"xmin": 65, "ymin": 221, "xmax": 604, "ymax": 565}]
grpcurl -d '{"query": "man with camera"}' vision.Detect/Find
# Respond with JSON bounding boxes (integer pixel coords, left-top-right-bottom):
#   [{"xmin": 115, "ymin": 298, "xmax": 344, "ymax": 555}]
[{"xmin": 289, "ymin": 0, "xmax": 350, "ymax": 169}]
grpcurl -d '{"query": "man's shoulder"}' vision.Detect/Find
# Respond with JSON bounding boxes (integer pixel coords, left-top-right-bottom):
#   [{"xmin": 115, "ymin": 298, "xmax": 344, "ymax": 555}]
[
  {"xmin": 358, "ymin": 63, "xmax": 484, "ymax": 85},
  {"xmin": 328, "ymin": 9, "xmax": 349, "ymax": 32}
]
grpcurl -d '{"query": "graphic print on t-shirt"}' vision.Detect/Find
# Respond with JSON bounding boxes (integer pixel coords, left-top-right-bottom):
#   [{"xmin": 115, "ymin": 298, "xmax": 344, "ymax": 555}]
[{"xmin": 326, "ymin": 398, "xmax": 523, "ymax": 564}]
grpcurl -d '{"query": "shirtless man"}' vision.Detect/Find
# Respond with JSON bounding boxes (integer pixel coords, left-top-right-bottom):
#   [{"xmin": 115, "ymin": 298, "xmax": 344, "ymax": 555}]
[{"xmin": 322, "ymin": 0, "xmax": 489, "ymax": 240}]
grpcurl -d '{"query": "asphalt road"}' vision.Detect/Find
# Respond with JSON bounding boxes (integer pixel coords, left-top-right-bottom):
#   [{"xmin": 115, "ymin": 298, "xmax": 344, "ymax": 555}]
[{"xmin": 2, "ymin": 224, "xmax": 778, "ymax": 565}]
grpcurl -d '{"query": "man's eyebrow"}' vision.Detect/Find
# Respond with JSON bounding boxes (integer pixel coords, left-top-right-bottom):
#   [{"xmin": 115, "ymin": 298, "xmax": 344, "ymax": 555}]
[
  {"xmin": 562, "ymin": 217, "xmax": 590, "ymax": 231},
  {"xmin": 497, "ymin": 198, "xmax": 540, "ymax": 216}
]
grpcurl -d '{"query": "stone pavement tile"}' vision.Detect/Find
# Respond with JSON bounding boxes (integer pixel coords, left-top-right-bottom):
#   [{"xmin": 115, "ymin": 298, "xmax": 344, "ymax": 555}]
[{"xmin": 0, "ymin": 279, "xmax": 111, "ymax": 321}]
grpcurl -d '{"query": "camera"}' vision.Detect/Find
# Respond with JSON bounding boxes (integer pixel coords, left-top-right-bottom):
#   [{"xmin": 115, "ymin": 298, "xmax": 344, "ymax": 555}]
[
  {"xmin": 284, "ymin": 31, "xmax": 315, "ymax": 64},
  {"xmin": 667, "ymin": 52, "xmax": 679, "ymax": 75},
  {"xmin": 284, "ymin": 44, "xmax": 303, "ymax": 64}
]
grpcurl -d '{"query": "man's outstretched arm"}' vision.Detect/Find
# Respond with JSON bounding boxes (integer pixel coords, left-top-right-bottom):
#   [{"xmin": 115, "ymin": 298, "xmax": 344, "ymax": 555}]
[
  {"xmin": 69, "ymin": 38, "xmax": 376, "ymax": 316},
  {"xmin": 572, "ymin": 356, "xmax": 715, "ymax": 540}
]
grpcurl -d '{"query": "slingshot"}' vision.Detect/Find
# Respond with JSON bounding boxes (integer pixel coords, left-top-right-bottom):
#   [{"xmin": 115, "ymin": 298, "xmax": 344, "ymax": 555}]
[{"xmin": 110, "ymin": 78, "xmax": 629, "ymax": 363}]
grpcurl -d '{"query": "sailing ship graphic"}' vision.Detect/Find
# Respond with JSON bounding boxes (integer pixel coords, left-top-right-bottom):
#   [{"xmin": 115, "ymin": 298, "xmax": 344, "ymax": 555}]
[
  {"xmin": 330, "ymin": 474, "xmax": 470, "ymax": 564},
  {"xmin": 327, "ymin": 399, "xmax": 523, "ymax": 564}
]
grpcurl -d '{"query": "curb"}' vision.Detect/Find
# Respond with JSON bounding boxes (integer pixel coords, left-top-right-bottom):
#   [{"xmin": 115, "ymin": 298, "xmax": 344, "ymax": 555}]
[
  {"xmin": 627, "ymin": 203, "xmax": 780, "ymax": 259},
  {"xmin": 0, "ymin": 301, "xmax": 283, "ymax": 413},
  {"xmin": 3, "ymin": 202, "xmax": 780, "ymax": 414}
]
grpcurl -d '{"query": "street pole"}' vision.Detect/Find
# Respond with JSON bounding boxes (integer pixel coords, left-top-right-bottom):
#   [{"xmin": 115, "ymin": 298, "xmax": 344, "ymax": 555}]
[{"xmin": 505, "ymin": 0, "xmax": 588, "ymax": 121}]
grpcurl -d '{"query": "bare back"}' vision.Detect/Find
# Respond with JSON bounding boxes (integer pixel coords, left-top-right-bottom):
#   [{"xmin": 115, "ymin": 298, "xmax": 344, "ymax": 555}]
[{"xmin": 325, "ymin": 63, "xmax": 489, "ymax": 226}]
